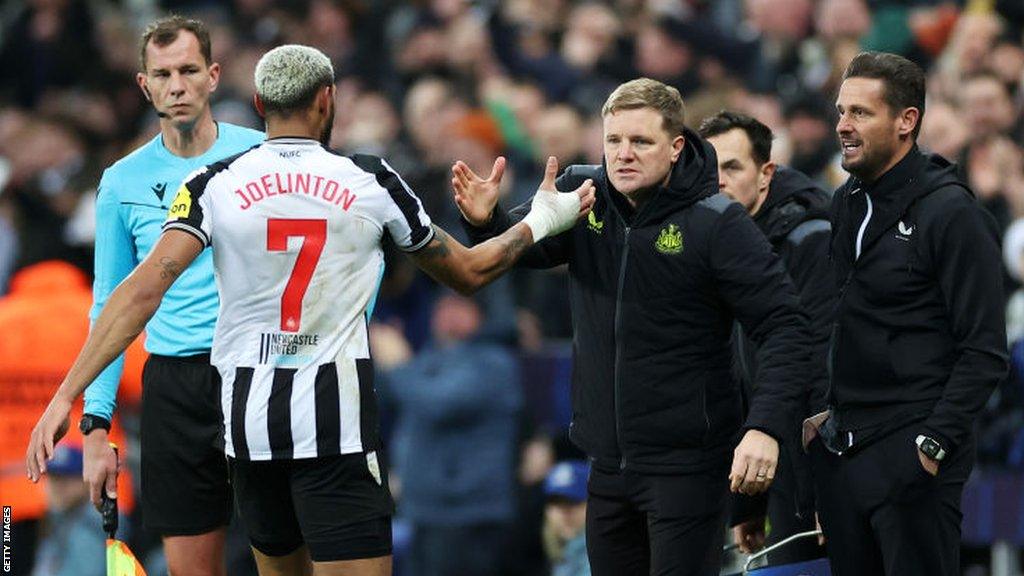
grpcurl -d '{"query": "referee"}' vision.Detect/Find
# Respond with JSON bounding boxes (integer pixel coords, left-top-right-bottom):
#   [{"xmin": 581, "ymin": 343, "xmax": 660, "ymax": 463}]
[{"xmin": 75, "ymin": 16, "xmax": 261, "ymax": 576}]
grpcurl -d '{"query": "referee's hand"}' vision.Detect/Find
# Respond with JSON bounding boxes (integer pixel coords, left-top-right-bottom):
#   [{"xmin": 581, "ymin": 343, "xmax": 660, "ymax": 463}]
[
  {"xmin": 83, "ymin": 431, "xmax": 119, "ymax": 509},
  {"xmin": 729, "ymin": 429, "xmax": 779, "ymax": 495},
  {"xmin": 26, "ymin": 395, "xmax": 72, "ymax": 482}
]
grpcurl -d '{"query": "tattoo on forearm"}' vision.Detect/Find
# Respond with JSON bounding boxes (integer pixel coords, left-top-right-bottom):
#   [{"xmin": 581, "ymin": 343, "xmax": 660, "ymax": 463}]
[
  {"xmin": 157, "ymin": 257, "xmax": 183, "ymax": 280},
  {"xmin": 497, "ymin": 228, "xmax": 530, "ymax": 268},
  {"xmin": 419, "ymin": 226, "xmax": 452, "ymax": 259}
]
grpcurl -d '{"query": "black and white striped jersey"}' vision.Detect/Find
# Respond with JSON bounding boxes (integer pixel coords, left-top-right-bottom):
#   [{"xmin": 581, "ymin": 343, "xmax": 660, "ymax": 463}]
[{"xmin": 163, "ymin": 137, "xmax": 433, "ymax": 460}]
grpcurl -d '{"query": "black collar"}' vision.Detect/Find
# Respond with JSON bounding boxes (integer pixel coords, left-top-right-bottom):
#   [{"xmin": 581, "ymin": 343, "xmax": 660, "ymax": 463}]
[{"xmin": 857, "ymin": 145, "xmax": 925, "ymax": 199}]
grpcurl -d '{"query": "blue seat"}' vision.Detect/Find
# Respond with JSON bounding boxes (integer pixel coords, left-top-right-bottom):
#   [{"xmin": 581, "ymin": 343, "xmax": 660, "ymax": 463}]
[{"xmin": 747, "ymin": 557, "xmax": 831, "ymax": 576}]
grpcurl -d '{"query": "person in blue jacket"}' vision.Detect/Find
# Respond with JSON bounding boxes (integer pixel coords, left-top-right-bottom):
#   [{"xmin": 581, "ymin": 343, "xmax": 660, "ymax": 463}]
[
  {"xmin": 379, "ymin": 291, "xmax": 522, "ymax": 576},
  {"xmin": 543, "ymin": 460, "xmax": 592, "ymax": 576}
]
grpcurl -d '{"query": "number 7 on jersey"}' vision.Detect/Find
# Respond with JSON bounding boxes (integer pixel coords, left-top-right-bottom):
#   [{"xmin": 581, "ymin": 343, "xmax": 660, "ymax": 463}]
[{"xmin": 267, "ymin": 218, "xmax": 326, "ymax": 332}]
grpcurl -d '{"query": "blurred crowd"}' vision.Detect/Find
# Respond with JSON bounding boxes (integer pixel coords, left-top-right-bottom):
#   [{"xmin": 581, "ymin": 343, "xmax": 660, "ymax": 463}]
[{"xmin": 2, "ymin": 0, "xmax": 1024, "ymax": 574}]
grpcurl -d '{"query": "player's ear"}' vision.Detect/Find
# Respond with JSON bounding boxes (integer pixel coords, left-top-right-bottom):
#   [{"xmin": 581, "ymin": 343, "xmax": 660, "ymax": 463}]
[
  {"xmin": 319, "ymin": 84, "xmax": 334, "ymax": 114},
  {"xmin": 253, "ymin": 94, "xmax": 266, "ymax": 118}
]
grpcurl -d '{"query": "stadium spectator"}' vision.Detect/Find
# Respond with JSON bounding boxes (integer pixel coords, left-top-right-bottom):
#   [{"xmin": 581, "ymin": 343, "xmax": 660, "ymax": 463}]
[
  {"xmin": 30, "ymin": 443, "xmax": 106, "ymax": 576},
  {"xmin": 378, "ymin": 292, "xmax": 522, "ymax": 576},
  {"xmin": 0, "ymin": 260, "xmax": 139, "ymax": 575},
  {"xmin": 542, "ymin": 460, "xmax": 591, "ymax": 576}
]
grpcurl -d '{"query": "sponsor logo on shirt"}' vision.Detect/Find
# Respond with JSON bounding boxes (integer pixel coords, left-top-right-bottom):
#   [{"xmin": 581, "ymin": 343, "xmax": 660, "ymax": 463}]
[
  {"xmin": 258, "ymin": 332, "xmax": 321, "ymax": 364},
  {"xmin": 151, "ymin": 182, "xmax": 167, "ymax": 202},
  {"xmin": 896, "ymin": 220, "xmax": 915, "ymax": 241},
  {"xmin": 168, "ymin": 185, "xmax": 192, "ymax": 219},
  {"xmin": 587, "ymin": 211, "xmax": 604, "ymax": 234}
]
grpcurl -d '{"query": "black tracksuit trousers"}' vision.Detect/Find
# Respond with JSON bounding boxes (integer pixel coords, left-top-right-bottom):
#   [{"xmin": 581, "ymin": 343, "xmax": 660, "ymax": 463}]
[
  {"xmin": 585, "ymin": 464, "xmax": 729, "ymax": 576},
  {"xmin": 810, "ymin": 423, "xmax": 975, "ymax": 576}
]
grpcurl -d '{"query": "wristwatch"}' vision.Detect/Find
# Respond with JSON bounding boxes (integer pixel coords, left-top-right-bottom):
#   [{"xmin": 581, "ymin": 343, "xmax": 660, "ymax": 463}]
[
  {"xmin": 79, "ymin": 414, "xmax": 111, "ymax": 436},
  {"xmin": 915, "ymin": 435, "xmax": 946, "ymax": 462}
]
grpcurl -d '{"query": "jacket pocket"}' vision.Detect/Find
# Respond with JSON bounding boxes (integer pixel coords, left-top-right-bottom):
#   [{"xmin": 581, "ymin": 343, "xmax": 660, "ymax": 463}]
[
  {"xmin": 886, "ymin": 426, "xmax": 936, "ymax": 503},
  {"xmin": 627, "ymin": 377, "xmax": 710, "ymax": 449}
]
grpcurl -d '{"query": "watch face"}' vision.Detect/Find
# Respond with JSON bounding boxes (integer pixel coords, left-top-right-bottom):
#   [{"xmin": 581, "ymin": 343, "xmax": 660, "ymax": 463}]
[{"xmin": 921, "ymin": 438, "xmax": 939, "ymax": 458}]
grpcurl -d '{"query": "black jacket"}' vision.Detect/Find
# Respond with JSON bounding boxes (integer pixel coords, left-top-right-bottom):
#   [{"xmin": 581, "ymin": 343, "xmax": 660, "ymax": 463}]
[
  {"xmin": 731, "ymin": 167, "xmax": 834, "ymax": 524},
  {"xmin": 828, "ymin": 147, "xmax": 1008, "ymax": 456},
  {"xmin": 736, "ymin": 166, "xmax": 834, "ymax": 416},
  {"xmin": 464, "ymin": 129, "xmax": 812, "ymax": 473}
]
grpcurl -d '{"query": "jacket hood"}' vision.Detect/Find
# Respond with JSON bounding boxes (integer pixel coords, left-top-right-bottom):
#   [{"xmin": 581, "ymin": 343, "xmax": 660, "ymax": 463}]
[
  {"xmin": 755, "ymin": 166, "xmax": 830, "ymax": 244},
  {"xmin": 847, "ymin": 146, "xmax": 970, "ymax": 213},
  {"xmin": 600, "ymin": 127, "xmax": 718, "ymax": 226},
  {"xmin": 915, "ymin": 151, "xmax": 969, "ymax": 199}
]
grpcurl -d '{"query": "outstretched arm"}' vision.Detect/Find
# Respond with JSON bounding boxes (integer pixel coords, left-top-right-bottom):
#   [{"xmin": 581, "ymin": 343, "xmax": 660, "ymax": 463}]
[
  {"xmin": 416, "ymin": 156, "xmax": 594, "ymax": 293},
  {"xmin": 27, "ymin": 230, "xmax": 202, "ymax": 481}
]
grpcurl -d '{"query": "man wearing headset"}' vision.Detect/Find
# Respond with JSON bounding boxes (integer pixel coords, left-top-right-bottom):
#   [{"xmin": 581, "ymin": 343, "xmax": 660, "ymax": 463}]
[{"xmin": 72, "ymin": 15, "xmax": 262, "ymax": 576}]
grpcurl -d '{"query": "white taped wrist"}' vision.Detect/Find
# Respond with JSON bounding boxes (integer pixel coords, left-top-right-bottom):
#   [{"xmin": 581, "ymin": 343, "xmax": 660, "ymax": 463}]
[
  {"xmin": 523, "ymin": 188, "xmax": 580, "ymax": 242},
  {"xmin": 522, "ymin": 210, "xmax": 550, "ymax": 242}
]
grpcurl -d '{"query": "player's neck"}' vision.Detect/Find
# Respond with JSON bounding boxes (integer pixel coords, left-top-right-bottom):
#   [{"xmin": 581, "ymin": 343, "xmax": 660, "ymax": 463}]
[
  {"xmin": 161, "ymin": 111, "xmax": 218, "ymax": 158},
  {"xmin": 265, "ymin": 118, "xmax": 319, "ymax": 142}
]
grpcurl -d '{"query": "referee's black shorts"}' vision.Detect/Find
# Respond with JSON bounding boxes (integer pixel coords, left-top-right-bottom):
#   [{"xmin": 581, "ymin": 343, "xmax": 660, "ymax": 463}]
[
  {"xmin": 140, "ymin": 353, "xmax": 231, "ymax": 535},
  {"xmin": 230, "ymin": 451, "xmax": 394, "ymax": 562}
]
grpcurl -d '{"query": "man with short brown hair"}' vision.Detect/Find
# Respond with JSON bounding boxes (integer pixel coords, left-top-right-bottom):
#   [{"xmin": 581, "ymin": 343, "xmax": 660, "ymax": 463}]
[
  {"xmin": 813, "ymin": 51, "xmax": 1008, "ymax": 575},
  {"xmin": 50, "ymin": 15, "xmax": 263, "ymax": 576},
  {"xmin": 700, "ymin": 110, "xmax": 832, "ymax": 564},
  {"xmin": 455, "ymin": 78, "xmax": 812, "ymax": 575}
]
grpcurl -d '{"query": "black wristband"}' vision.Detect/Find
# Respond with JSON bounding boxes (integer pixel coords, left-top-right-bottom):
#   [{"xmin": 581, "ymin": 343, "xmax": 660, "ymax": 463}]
[{"xmin": 79, "ymin": 414, "xmax": 111, "ymax": 435}]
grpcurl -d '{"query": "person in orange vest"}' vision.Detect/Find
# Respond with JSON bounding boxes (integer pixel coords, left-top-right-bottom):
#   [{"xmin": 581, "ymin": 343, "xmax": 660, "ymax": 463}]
[{"xmin": 0, "ymin": 260, "xmax": 142, "ymax": 575}]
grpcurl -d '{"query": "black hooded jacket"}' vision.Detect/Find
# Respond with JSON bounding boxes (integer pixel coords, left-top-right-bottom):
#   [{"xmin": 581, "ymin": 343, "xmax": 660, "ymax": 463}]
[
  {"xmin": 464, "ymin": 129, "xmax": 812, "ymax": 473},
  {"xmin": 735, "ymin": 167, "xmax": 833, "ymax": 415},
  {"xmin": 731, "ymin": 166, "xmax": 833, "ymax": 524},
  {"xmin": 828, "ymin": 146, "xmax": 1008, "ymax": 456}
]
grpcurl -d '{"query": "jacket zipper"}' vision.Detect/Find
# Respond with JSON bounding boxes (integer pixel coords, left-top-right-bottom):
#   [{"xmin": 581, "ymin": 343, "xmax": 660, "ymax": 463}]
[
  {"xmin": 614, "ymin": 226, "xmax": 631, "ymax": 470},
  {"xmin": 610, "ymin": 187, "xmax": 666, "ymax": 471},
  {"xmin": 829, "ymin": 189, "xmax": 865, "ymax": 408}
]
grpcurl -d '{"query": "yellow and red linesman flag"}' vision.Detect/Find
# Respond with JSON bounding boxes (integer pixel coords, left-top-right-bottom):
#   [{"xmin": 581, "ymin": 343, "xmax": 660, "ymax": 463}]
[{"xmin": 106, "ymin": 538, "xmax": 146, "ymax": 576}]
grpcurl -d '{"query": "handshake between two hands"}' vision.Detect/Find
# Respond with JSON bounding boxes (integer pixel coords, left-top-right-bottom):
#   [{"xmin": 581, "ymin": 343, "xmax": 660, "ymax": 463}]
[{"xmin": 451, "ymin": 155, "xmax": 596, "ymax": 242}]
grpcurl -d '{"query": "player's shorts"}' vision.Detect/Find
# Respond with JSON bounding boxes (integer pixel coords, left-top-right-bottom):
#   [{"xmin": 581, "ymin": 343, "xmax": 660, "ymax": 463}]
[
  {"xmin": 230, "ymin": 451, "xmax": 394, "ymax": 562},
  {"xmin": 140, "ymin": 353, "xmax": 232, "ymax": 535}
]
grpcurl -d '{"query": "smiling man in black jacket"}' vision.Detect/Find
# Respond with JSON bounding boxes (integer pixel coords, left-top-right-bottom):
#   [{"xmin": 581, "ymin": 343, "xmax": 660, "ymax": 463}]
[
  {"xmin": 452, "ymin": 78, "xmax": 812, "ymax": 576},
  {"xmin": 701, "ymin": 111, "xmax": 832, "ymax": 565},
  {"xmin": 809, "ymin": 52, "xmax": 1008, "ymax": 576}
]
